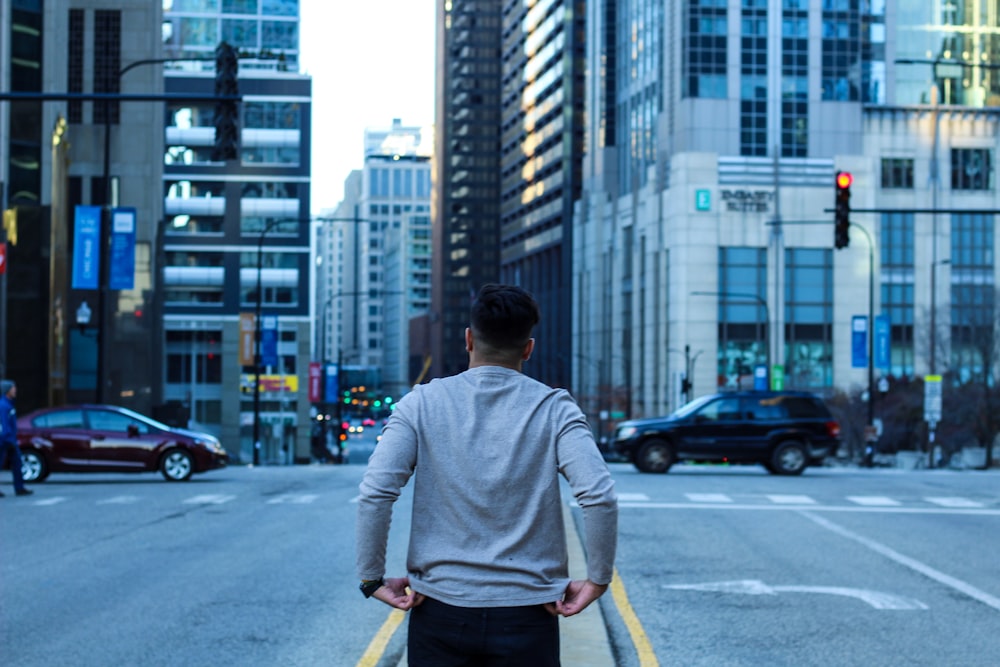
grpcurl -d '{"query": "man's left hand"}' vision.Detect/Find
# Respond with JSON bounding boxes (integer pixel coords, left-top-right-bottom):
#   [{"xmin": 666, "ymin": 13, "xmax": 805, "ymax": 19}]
[{"xmin": 373, "ymin": 576, "xmax": 425, "ymax": 611}]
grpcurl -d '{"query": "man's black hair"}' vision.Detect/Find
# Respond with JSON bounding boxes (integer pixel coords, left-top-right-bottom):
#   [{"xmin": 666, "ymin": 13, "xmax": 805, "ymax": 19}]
[{"xmin": 470, "ymin": 284, "xmax": 540, "ymax": 352}]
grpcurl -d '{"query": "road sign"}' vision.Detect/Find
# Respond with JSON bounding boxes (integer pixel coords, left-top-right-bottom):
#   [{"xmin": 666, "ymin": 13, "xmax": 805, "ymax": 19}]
[{"xmin": 924, "ymin": 375, "xmax": 942, "ymax": 424}]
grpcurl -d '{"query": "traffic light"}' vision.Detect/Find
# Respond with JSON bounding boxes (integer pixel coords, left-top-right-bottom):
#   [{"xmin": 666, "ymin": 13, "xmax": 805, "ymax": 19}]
[
  {"xmin": 212, "ymin": 42, "xmax": 239, "ymax": 161},
  {"xmin": 834, "ymin": 171, "xmax": 852, "ymax": 249},
  {"xmin": 340, "ymin": 420, "xmax": 350, "ymax": 443}
]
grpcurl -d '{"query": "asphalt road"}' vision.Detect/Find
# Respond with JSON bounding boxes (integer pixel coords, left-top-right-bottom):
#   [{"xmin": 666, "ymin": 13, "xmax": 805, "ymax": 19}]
[{"xmin": 2, "ymin": 457, "xmax": 997, "ymax": 667}]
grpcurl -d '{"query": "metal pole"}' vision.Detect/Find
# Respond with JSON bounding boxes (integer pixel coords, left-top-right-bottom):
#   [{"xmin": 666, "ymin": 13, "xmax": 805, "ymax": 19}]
[{"xmin": 252, "ymin": 224, "xmax": 266, "ymax": 466}]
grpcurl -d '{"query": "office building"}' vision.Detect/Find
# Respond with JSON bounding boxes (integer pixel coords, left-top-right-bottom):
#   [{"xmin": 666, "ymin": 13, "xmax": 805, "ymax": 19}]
[{"xmin": 162, "ymin": 0, "xmax": 312, "ymax": 463}]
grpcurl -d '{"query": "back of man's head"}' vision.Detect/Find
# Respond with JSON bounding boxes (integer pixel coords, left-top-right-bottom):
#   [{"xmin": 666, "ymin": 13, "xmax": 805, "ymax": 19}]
[{"xmin": 470, "ymin": 284, "xmax": 540, "ymax": 357}]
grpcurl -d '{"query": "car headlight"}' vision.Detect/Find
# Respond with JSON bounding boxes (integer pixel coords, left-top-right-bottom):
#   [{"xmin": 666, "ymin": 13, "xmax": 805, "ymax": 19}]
[
  {"xmin": 195, "ymin": 438, "xmax": 223, "ymax": 453},
  {"xmin": 615, "ymin": 426, "xmax": 637, "ymax": 441}
]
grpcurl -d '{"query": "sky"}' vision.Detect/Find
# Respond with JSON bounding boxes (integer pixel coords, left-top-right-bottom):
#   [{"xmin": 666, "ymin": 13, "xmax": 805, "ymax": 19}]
[{"xmin": 299, "ymin": 0, "xmax": 436, "ymax": 213}]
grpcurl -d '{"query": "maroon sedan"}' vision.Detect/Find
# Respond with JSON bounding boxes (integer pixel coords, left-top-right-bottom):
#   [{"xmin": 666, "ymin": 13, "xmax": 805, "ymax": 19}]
[{"xmin": 17, "ymin": 404, "xmax": 228, "ymax": 482}]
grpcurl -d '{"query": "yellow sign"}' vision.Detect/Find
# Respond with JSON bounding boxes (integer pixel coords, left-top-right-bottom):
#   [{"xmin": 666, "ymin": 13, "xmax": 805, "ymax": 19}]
[{"xmin": 240, "ymin": 374, "xmax": 299, "ymax": 394}]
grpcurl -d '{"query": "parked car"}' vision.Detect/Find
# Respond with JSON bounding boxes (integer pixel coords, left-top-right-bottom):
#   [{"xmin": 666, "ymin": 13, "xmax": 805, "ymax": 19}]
[
  {"xmin": 612, "ymin": 391, "xmax": 841, "ymax": 475},
  {"xmin": 17, "ymin": 404, "xmax": 228, "ymax": 482}
]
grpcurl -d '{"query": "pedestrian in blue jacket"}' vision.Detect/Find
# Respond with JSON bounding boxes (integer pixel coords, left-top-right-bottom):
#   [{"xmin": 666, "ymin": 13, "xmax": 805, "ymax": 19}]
[{"xmin": 0, "ymin": 379, "xmax": 32, "ymax": 497}]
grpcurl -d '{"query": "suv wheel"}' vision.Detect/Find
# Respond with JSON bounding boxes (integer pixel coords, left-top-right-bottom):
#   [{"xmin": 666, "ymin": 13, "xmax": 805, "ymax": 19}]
[
  {"xmin": 770, "ymin": 441, "xmax": 807, "ymax": 476},
  {"xmin": 635, "ymin": 439, "xmax": 674, "ymax": 474}
]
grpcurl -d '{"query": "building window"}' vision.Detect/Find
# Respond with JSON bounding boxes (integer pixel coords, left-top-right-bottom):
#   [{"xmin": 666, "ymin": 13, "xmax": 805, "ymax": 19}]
[
  {"xmin": 165, "ymin": 331, "xmax": 223, "ymax": 384},
  {"xmin": 683, "ymin": 0, "xmax": 727, "ymax": 99},
  {"xmin": 950, "ymin": 214, "xmax": 995, "ymax": 382},
  {"xmin": 880, "ymin": 213, "xmax": 915, "ymax": 377},
  {"xmin": 93, "ymin": 10, "xmax": 122, "ymax": 125},
  {"xmin": 781, "ymin": 8, "xmax": 809, "ymax": 157},
  {"xmin": 740, "ymin": 0, "xmax": 767, "ymax": 157},
  {"xmin": 784, "ymin": 248, "xmax": 833, "ymax": 389},
  {"xmin": 881, "ymin": 158, "xmax": 914, "ymax": 189},
  {"xmin": 820, "ymin": 1, "xmax": 860, "ymax": 101},
  {"xmin": 68, "ymin": 9, "xmax": 84, "ymax": 123},
  {"xmin": 951, "ymin": 148, "xmax": 992, "ymax": 190},
  {"xmin": 717, "ymin": 248, "xmax": 768, "ymax": 389}
]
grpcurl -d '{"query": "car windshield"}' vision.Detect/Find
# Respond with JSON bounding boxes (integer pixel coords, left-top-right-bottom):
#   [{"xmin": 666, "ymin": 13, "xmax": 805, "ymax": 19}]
[
  {"xmin": 110, "ymin": 406, "xmax": 173, "ymax": 432},
  {"xmin": 669, "ymin": 394, "xmax": 716, "ymax": 420}
]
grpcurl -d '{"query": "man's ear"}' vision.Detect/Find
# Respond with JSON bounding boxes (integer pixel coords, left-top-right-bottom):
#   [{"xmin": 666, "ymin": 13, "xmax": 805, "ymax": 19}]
[
  {"xmin": 522, "ymin": 338, "xmax": 535, "ymax": 361},
  {"xmin": 465, "ymin": 327, "xmax": 474, "ymax": 352}
]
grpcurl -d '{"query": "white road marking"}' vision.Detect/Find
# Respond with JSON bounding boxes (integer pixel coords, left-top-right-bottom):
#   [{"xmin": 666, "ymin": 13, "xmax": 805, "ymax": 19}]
[
  {"xmin": 847, "ymin": 496, "xmax": 901, "ymax": 506},
  {"xmin": 616, "ymin": 501, "xmax": 1000, "ymax": 516},
  {"xmin": 266, "ymin": 494, "xmax": 320, "ymax": 504},
  {"xmin": 617, "ymin": 493, "xmax": 651, "ymax": 502},
  {"xmin": 97, "ymin": 495, "xmax": 141, "ymax": 505},
  {"xmin": 664, "ymin": 579, "xmax": 927, "ymax": 610},
  {"xmin": 31, "ymin": 497, "xmax": 68, "ymax": 506},
  {"xmin": 801, "ymin": 511, "xmax": 1000, "ymax": 612},
  {"xmin": 685, "ymin": 493, "xmax": 733, "ymax": 503},
  {"xmin": 767, "ymin": 494, "xmax": 816, "ymax": 504},
  {"xmin": 183, "ymin": 494, "xmax": 236, "ymax": 505},
  {"xmin": 924, "ymin": 497, "xmax": 984, "ymax": 508}
]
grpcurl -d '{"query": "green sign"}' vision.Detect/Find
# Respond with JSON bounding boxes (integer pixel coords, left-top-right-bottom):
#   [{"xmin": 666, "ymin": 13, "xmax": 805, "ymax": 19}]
[
  {"xmin": 695, "ymin": 189, "xmax": 711, "ymax": 211},
  {"xmin": 770, "ymin": 365, "xmax": 785, "ymax": 391}
]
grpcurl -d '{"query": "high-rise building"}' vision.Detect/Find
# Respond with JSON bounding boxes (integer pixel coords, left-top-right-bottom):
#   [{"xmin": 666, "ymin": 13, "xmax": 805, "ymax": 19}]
[
  {"xmin": 432, "ymin": 0, "xmax": 503, "ymax": 379},
  {"xmin": 573, "ymin": 0, "xmax": 1000, "ymax": 442},
  {"xmin": 318, "ymin": 120, "xmax": 431, "ymax": 403},
  {"xmin": 162, "ymin": 0, "xmax": 312, "ymax": 463},
  {"xmin": 3, "ymin": 1, "xmax": 163, "ymax": 414}
]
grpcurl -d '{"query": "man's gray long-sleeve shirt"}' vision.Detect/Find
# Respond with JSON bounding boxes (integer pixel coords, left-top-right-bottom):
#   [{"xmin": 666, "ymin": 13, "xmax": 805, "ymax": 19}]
[{"xmin": 356, "ymin": 365, "xmax": 618, "ymax": 608}]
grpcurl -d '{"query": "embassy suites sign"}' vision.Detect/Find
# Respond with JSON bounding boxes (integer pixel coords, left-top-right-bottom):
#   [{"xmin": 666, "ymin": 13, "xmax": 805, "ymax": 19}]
[{"xmin": 721, "ymin": 189, "xmax": 774, "ymax": 213}]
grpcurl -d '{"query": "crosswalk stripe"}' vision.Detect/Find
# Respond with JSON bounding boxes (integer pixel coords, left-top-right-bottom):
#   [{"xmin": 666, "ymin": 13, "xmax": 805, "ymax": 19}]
[
  {"xmin": 97, "ymin": 495, "xmax": 141, "ymax": 505},
  {"xmin": 266, "ymin": 494, "xmax": 320, "ymax": 504},
  {"xmin": 686, "ymin": 493, "xmax": 733, "ymax": 503},
  {"xmin": 32, "ymin": 497, "xmax": 68, "ymax": 506},
  {"xmin": 183, "ymin": 494, "xmax": 236, "ymax": 505},
  {"xmin": 847, "ymin": 496, "xmax": 901, "ymax": 506},
  {"xmin": 617, "ymin": 493, "xmax": 651, "ymax": 502},
  {"xmin": 766, "ymin": 494, "xmax": 816, "ymax": 504},
  {"xmin": 924, "ymin": 497, "xmax": 984, "ymax": 508}
]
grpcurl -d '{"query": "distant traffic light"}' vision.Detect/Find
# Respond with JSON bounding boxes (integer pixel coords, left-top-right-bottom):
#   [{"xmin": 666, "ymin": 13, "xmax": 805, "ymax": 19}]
[
  {"xmin": 340, "ymin": 420, "xmax": 350, "ymax": 442},
  {"xmin": 834, "ymin": 171, "xmax": 852, "ymax": 249},
  {"xmin": 212, "ymin": 42, "xmax": 239, "ymax": 161}
]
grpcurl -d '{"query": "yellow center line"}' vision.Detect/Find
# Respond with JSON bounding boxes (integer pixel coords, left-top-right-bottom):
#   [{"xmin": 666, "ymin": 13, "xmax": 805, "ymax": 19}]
[
  {"xmin": 610, "ymin": 567, "xmax": 660, "ymax": 667},
  {"xmin": 355, "ymin": 608, "xmax": 406, "ymax": 667}
]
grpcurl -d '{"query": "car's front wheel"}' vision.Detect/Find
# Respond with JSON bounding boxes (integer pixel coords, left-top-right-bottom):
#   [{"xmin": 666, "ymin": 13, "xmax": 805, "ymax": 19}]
[
  {"xmin": 770, "ymin": 441, "xmax": 807, "ymax": 475},
  {"xmin": 21, "ymin": 449, "xmax": 49, "ymax": 482},
  {"xmin": 161, "ymin": 448, "xmax": 194, "ymax": 481},
  {"xmin": 635, "ymin": 439, "xmax": 674, "ymax": 473}
]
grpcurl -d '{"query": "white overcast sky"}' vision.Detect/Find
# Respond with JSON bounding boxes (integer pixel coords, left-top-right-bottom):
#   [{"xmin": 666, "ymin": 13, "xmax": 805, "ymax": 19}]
[{"xmin": 299, "ymin": 0, "xmax": 436, "ymax": 213}]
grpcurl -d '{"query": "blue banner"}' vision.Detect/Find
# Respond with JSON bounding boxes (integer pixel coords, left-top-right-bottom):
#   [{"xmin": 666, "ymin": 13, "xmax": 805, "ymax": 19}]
[
  {"xmin": 109, "ymin": 207, "xmax": 136, "ymax": 290},
  {"xmin": 72, "ymin": 206, "xmax": 102, "ymax": 290},
  {"xmin": 874, "ymin": 315, "xmax": 890, "ymax": 370},
  {"xmin": 851, "ymin": 315, "xmax": 868, "ymax": 368},
  {"xmin": 261, "ymin": 316, "xmax": 278, "ymax": 367},
  {"xmin": 325, "ymin": 363, "xmax": 339, "ymax": 403}
]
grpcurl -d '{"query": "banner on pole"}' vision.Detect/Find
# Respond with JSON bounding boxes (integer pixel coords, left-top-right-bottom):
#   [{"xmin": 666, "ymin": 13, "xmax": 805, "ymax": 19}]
[
  {"xmin": 851, "ymin": 315, "xmax": 868, "ymax": 368},
  {"xmin": 108, "ymin": 207, "xmax": 136, "ymax": 290},
  {"xmin": 238, "ymin": 313, "xmax": 255, "ymax": 366},
  {"xmin": 72, "ymin": 205, "xmax": 102, "ymax": 289}
]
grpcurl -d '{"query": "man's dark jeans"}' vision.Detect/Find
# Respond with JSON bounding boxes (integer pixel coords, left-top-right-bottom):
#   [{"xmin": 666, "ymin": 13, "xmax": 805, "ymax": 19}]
[
  {"xmin": 0, "ymin": 440, "xmax": 27, "ymax": 492},
  {"xmin": 408, "ymin": 597, "xmax": 560, "ymax": 667}
]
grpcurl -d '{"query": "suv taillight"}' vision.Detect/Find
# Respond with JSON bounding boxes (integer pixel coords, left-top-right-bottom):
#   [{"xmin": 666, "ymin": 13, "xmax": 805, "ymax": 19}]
[{"xmin": 826, "ymin": 420, "xmax": 841, "ymax": 438}]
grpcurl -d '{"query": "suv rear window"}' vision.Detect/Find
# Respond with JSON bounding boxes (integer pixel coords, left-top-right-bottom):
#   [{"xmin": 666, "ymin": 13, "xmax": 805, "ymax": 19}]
[{"xmin": 782, "ymin": 396, "xmax": 829, "ymax": 419}]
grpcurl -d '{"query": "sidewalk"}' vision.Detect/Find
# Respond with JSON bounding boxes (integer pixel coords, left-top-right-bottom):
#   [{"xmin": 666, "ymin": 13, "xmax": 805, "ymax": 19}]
[{"xmin": 395, "ymin": 501, "xmax": 616, "ymax": 666}]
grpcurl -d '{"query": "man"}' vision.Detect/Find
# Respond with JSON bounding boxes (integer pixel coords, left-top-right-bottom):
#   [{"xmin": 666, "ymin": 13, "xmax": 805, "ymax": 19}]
[
  {"xmin": 356, "ymin": 284, "xmax": 617, "ymax": 666},
  {"xmin": 0, "ymin": 379, "xmax": 33, "ymax": 497}
]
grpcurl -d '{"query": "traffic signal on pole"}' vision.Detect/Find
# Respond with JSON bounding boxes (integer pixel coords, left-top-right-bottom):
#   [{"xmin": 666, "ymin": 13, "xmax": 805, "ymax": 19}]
[
  {"xmin": 212, "ymin": 42, "xmax": 239, "ymax": 162},
  {"xmin": 340, "ymin": 420, "xmax": 350, "ymax": 442},
  {"xmin": 834, "ymin": 171, "xmax": 852, "ymax": 249}
]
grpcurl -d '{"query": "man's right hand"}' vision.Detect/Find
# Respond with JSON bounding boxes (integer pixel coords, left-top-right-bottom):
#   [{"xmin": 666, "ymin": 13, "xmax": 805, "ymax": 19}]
[
  {"xmin": 551, "ymin": 579, "xmax": 608, "ymax": 617},
  {"xmin": 372, "ymin": 576, "xmax": 425, "ymax": 611}
]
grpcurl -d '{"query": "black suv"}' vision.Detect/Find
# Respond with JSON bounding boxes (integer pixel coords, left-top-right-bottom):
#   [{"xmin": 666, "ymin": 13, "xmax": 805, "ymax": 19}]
[{"xmin": 611, "ymin": 391, "xmax": 841, "ymax": 475}]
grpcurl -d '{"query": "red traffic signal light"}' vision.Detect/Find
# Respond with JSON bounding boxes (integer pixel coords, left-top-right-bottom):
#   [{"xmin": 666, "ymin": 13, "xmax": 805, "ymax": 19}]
[{"xmin": 834, "ymin": 171, "xmax": 852, "ymax": 249}]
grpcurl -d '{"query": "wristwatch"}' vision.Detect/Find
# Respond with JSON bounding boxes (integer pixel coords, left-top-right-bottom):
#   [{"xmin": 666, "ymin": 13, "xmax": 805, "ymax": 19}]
[{"xmin": 360, "ymin": 578, "xmax": 385, "ymax": 598}]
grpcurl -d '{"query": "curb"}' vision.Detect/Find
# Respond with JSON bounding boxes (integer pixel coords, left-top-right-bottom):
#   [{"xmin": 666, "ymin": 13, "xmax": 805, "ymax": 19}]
[{"xmin": 394, "ymin": 500, "xmax": 615, "ymax": 666}]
